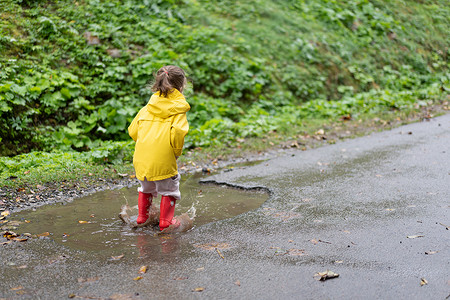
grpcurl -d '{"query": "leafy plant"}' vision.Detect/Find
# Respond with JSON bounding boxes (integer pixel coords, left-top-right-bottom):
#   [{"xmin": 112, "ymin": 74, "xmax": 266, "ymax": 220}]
[{"xmin": 0, "ymin": 0, "xmax": 448, "ymax": 169}]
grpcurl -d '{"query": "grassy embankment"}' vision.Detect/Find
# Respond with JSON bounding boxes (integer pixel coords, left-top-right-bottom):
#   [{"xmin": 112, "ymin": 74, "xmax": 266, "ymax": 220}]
[{"xmin": 0, "ymin": 0, "xmax": 448, "ymax": 191}]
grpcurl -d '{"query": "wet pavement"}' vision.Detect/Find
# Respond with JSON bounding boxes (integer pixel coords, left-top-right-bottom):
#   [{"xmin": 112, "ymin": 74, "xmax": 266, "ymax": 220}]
[{"xmin": 1, "ymin": 114, "xmax": 449, "ymax": 299}]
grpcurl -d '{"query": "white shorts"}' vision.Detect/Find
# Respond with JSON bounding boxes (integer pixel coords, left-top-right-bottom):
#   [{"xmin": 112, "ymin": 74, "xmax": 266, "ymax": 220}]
[{"xmin": 137, "ymin": 174, "xmax": 181, "ymax": 200}]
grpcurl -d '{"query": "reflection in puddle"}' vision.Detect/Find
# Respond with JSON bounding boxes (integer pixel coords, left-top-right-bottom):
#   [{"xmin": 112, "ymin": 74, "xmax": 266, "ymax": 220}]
[{"xmin": 14, "ymin": 173, "xmax": 268, "ymax": 254}]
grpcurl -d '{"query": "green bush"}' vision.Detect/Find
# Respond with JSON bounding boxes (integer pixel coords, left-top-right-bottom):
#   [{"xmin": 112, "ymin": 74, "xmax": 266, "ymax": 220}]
[{"xmin": 0, "ymin": 0, "xmax": 448, "ymax": 159}]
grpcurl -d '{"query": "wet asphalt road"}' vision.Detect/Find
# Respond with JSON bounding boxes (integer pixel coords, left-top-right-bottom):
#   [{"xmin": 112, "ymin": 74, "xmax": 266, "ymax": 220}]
[{"xmin": 1, "ymin": 114, "xmax": 449, "ymax": 299}]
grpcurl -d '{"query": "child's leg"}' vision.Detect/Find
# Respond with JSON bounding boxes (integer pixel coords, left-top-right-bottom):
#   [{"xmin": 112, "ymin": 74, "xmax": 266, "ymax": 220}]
[
  {"xmin": 137, "ymin": 178, "xmax": 157, "ymax": 224},
  {"xmin": 155, "ymin": 174, "xmax": 181, "ymax": 230}
]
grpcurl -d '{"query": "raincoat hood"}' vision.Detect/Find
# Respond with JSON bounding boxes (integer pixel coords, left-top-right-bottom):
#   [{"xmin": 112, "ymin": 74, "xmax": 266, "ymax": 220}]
[{"xmin": 147, "ymin": 89, "xmax": 190, "ymax": 118}]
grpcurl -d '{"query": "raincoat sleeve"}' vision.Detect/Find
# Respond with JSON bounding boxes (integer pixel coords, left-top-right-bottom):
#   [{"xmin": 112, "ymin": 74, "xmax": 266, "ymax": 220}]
[
  {"xmin": 128, "ymin": 109, "xmax": 142, "ymax": 142},
  {"xmin": 170, "ymin": 113, "xmax": 189, "ymax": 157}
]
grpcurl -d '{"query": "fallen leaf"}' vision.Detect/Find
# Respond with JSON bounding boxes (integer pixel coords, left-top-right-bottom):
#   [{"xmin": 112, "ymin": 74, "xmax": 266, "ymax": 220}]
[
  {"xmin": 315, "ymin": 129, "xmax": 325, "ymax": 135},
  {"xmin": 420, "ymin": 278, "xmax": 428, "ymax": 286},
  {"xmin": 3, "ymin": 231, "xmax": 18, "ymax": 239},
  {"xmin": 133, "ymin": 276, "xmax": 143, "ymax": 281},
  {"xmin": 216, "ymin": 248, "xmax": 225, "ymax": 259},
  {"xmin": 291, "ymin": 141, "xmax": 300, "ymax": 148},
  {"xmin": 12, "ymin": 237, "xmax": 28, "ymax": 242},
  {"xmin": 111, "ymin": 254, "xmax": 124, "ymax": 260},
  {"xmin": 10, "ymin": 286, "xmax": 23, "ymax": 291},
  {"xmin": 407, "ymin": 235, "xmax": 424, "ymax": 239},
  {"xmin": 23, "ymin": 170, "xmax": 30, "ymax": 175},
  {"xmin": 318, "ymin": 239, "xmax": 332, "ymax": 244},
  {"xmin": 173, "ymin": 276, "xmax": 188, "ymax": 280},
  {"xmin": 37, "ymin": 232, "xmax": 50, "ymax": 237},
  {"xmin": 314, "ymin": 270, "xmax": 340, "ymax": 281},
  {"xmin": 234, "ymin": 280, "xmax": 241, "ymax": 286},
  {"xmin": 340, "ymin": 114, "xmax": 352, "ymax": 121},
  {"xmin": 78, "ymin": 220, "xmax": 91, "ymax": 224},
  {"xmin": 438, "ymin": 223, "xmax": 449, "ymax": 230},
  {"xmin": 138, "ymin": 266, "xmax": 148, "ymax": 274},
  {"xmin": 192, "ymin": 287, "xmax": 205, "ymax": 292}
]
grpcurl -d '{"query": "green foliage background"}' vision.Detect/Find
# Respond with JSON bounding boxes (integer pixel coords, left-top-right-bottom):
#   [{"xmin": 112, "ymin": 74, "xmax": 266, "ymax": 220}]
[{"xmin": 0, "ymin": 0, "xmax": 449, "ymax": 177}]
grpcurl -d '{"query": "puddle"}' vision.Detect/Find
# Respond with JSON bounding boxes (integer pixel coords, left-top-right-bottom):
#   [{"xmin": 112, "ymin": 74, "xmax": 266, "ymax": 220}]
[{"xmin": 12, "ymin": 173, "xmax": 268, "ymax": 254}]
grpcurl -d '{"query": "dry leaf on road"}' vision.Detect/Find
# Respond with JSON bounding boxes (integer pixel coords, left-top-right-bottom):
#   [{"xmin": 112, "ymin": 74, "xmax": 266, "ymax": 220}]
[
  {"xmin": 407, "ymin": 235, "xmax": 424, "ymax": 239},
  {"xmin": 420, "ymin": 278, "xmax": 428, "ymax": 286},
  {"xmin": 111, "ymin": 254, "xmax": 124, "ymax": 261},
  {"xmin": 314, "ymin": 270, "xmax": 339, "ymax": 281},
  {"xmin": 216, "ymin": 248, "xmax": 225, "ymax": 259}
]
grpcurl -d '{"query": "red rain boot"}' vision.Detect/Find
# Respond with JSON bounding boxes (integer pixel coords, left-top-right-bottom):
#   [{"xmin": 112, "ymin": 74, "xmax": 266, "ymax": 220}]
[
  {"xmin": 136, "ymin": 192, "xmax": 152, "ymax": 224},
  {"xmin": 159, "ymin": 195, "xmax": 180, "ymax": 230}
]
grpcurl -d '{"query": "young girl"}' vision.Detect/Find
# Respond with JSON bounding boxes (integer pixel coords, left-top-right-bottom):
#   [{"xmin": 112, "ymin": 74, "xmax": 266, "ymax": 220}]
[{"xmin": 128, "ymin": 65, "xmax": 190, "ymax": 230}]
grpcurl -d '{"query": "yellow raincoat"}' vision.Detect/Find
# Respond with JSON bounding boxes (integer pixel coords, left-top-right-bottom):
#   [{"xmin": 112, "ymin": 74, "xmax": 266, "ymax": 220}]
[{"xmin": 128, "ymin": 89, "xmax": 190, "ymax": 181}]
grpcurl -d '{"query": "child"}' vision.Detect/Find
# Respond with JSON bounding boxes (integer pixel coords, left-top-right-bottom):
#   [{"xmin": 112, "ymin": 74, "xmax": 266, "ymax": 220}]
[{"xmin": 128, "ymin": 65, "xmax": 190, "ymax": 230}]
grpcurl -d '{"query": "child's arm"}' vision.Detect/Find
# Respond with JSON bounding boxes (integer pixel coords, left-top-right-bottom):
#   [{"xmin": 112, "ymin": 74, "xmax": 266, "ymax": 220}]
[
  {"xmin": 170, "ymin": 113, "xmax": 189, "ymax": 157},
  {"xmin": 128, "ymin": 109, "xmax": 143, "ymax": 142}
]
